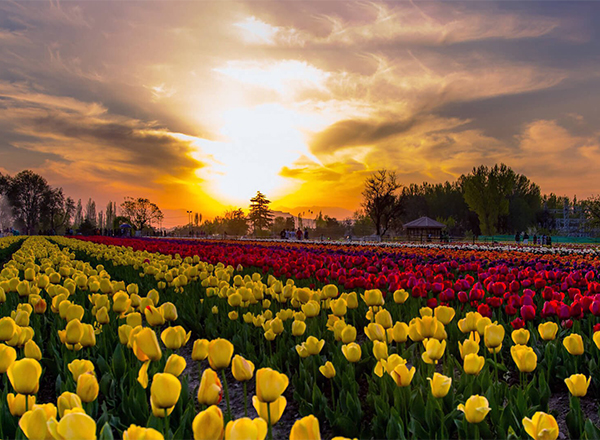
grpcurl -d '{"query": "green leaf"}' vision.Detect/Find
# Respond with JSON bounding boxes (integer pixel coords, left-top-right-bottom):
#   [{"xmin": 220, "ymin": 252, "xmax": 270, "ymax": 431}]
[
  {"xmin": 98, "ymin": 422, "xmax": 115, "ymax": 440},
  {"xmin": 583, "ymin": 419, "xmax": 600, "ymax": 439},
  {"xmin": 111, "ymin": 344, "xmax": 127, "ymax": 378}
]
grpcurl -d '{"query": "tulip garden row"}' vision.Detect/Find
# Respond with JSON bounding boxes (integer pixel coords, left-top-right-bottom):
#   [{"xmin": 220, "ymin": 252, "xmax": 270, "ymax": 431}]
[{"xmin": 2, "ymin": 235, "xmax": 600, "ymax": 439}]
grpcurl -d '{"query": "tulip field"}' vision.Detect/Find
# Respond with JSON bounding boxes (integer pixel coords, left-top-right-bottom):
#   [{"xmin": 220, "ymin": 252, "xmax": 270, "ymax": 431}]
[{"xmin": 3, "ymin": 236, "xmax": 600, "ymax": 439}]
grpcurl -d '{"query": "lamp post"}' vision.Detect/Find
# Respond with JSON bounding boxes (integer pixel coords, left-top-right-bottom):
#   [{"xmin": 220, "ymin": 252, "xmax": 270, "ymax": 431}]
[{"xmin": 186, "ymin": 210, "xmax": 192, "ymax": 236}]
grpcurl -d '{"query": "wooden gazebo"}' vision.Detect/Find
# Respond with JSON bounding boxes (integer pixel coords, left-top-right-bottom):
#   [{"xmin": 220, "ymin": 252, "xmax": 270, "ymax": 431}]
[{"xmin": 403, "ymin": 216, "xmax": 445, "ymax": 242}]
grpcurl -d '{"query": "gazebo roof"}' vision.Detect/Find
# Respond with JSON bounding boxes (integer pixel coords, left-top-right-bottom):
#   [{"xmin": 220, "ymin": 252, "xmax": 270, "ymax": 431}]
[{"xmin": 403, "ymin": 216, "xmax": 445, "ymax": 229}]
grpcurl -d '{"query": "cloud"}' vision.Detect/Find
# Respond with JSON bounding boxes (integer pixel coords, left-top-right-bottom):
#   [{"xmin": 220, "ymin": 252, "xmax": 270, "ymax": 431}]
[
  {"xmin": 512, "ymin": 119, "xmax": 600, "ymax": 196},
  {"xmin": 237, "ymin": 2, "xmax": 575, "ymax": 49},
  {"xmin": 0, "ymin": 80, "xmax": 213, "ymax": 211}
]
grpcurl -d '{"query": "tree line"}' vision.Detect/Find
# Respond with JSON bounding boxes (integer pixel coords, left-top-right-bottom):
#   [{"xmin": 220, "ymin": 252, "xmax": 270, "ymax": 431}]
[
  {"xmin": 3, "ymin": 165, "xmax": 600, "ymax": 239},
  {"xmin": 362, "ymin": 164, "xmax": 600, "ymax": 238},
  {"xmin": 0, "ymin": 170, "xmax": 164, "ymax": 235}
]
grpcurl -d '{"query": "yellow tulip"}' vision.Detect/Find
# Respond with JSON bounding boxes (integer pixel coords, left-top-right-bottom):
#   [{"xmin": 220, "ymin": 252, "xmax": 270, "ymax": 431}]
[
  {"xmin": 138, "ymin": 361, "xmax": 150, "ymax": 389},
  {"xmin": 47, "ymin": 407, "xmax": 96, "ymax": 440},
  {"xmin": 382, "ymin": 354, "xmax": 406, "ymax": 376},
  {"xmin": 475, "ymin": 317, "xmax": 492, "ymax": 337},
  {"xmin": 66, "ymin": 304, "xmax": 84, "ymax": 322},
  {"xmin": 416, "ymin": 316, "xmax": 438, "ymax": 339},
  {"xmin": 390, "ymin": 364, "xmax": 415, "ymax": 387},
  {"xmin": 330, "ymin": 299, "xmax": 347, "ymax": 317},
  {"xmin": 19, "ymin": 404, "xmax": 57, "ymax": 440},
  {"xmin": 302, "ymin": 300, "xmax": 320, "ymax": 318},
  {"xmin": 252, "ymin": 395, "xmax": 286, "ymax": 425},
  {"xmin": 434, "ymin": 306, "xmax": 456, "ymax": 325},
  {"xmin": 150, "ymin": 373, "xmax": 181, "ymax": 409},
  {"xmin": 391, "ymin": 322, "xmax": 409, "ymax": 343},
  {"xmin": 192, "ymin": 339, "xmax": 209, "ymax": 361},
  {"xmin": 57, "ymin": 392, "xmax": 82, "ymax": 418},
  {"xmin": 264, "ymin": 329, "xmax": 276, "ymax": 341},
  {"xmin": 538, "ymin": 322, "xmax": 558, "ymax": 341},
  {"xmin": 7, "ymin": 393, "xmax": 36, "ymax": 416},
  {"xmin": 457, "ymin": 312, "xmax": 482, "ymax": 334},
  {"xmin": 459, "ymin": 336, "xmax": 480, "ymax": 360},
  {"xmin": 304, "ymin": 336, "xmax": 325, "ymax": 356},
  {"xmin": 126, "ymin": 313, "xmax": 143, "ymax": 328},
  {"xmin": 68, "ymin": 359, "xmax": 95, "ymax": 383},
  {"xmin": 564, "ymin": 374, "xmax": 591, "ymax": 397},
  {"xmin": 123, "ymin": 425, "xmax": 165, "ymax": 440},
  {"xmin": 65, "ymin": 319, "xmax": 83, "ymax": 345},
  {"xmin": 197, "ymin": 369, "xmax": 223, "ymax": 406},
  {"xmin": 270, "ymin": 318, "xmax": 284, "ymax": 335},
  {"xmin": 345, "ymin": 292, "xmax": 358, "ymax": 309},
  {"xmin": 225, "ymin": 418, "xmax": 268, "ymax": 440},
  {"xmin": 319, "ymin": 361, "xmax": 336, "ymax": 379},
  {"xmin": 421, "ymin": 339, "xmax": 446, "ymax": 364},
  {"xmin": 511, "ymin": 345, "xmax": 537, "ymax": 373},
  {"xmin": 95, "ymin": 307, "xmax": 110, "ymax": 325},
  {"xmin": 458, "ymin": 395, "xmax": 490, "ymax": 424},
  {"xmin": 484, "ymin": 324, "xmax": 504, "ymax": 349},
  {"xmin": 76, "ymin": 372, "xmax": 99, "ymax": 403},
  {"xmin": 208, "ymin": 339, "xmax": 234, "ymax": 370},
  {"xmin": 291, "ymin": 320, "xmax": 306, "ymax": 337},
  {"xmin": 161, "ymin": 302, "xmax": 178, "ymax": 321},
  {"xmin": 80, "ymin": 324, "xmax": 96, "ymax": 348},
  {"xmin": 255, "ymin": 368, "xmax": 289, "ymax": 403},
  {"xmin": 375, "ymin": 310, "xmax": 393, "ymax": 329},
  {"xmin": 323, "ymin": 284, "xmax": 338, "ymax": 298},
  {"xmin": 7, "ymin": 358, "xmax": 42, "ymax": 394},
  {"xmin": 428, "ymin": 373, "xmax": 452, "ymax": 398},
  {"xmin": 0, "ymin": 343, "xmax": 17, "ymax": 373},
  {"xmin": 511, "ymin": 328, "xmax": 530, "ymax": 345},
  {"xmin": 341, "ymin": 325, "xmax": 357, "ymax": 344},
  {"xmin": 289, "ymin": 415, "xmax": 321, "ymax": 440},
  {"xmin": 373, "ymin": 340, "xmax": 388, "ymax": 361},
  {"xmin": 232, "ymin": 355, "xmax": 255, "ymax": 382},
  {"xmin": 160, "ymin": 326, "xmax": 191, "ymax": 350},
  {"xmin": 164, "ymin": 354, "xmax": 187, "ymax": 377},
  {"xmin": 192, "ymin": 405, "xmax": 224, "ymax": 440},
  {"xmin": 144, "ymin": 305, "xmax": 165, "ymax": 326},
  {"xmin": 113, "ymin": 291, "xmax": 131, "ymax": 314},
  {"xmin": 364, "ymin": 323, "xmax": 386, "ymax": 342},
  {"xmin": 342, "ymin": 343, "xmax": 361, "ymax": 363},
  {"xmin": 522, "ymin": 411, "xmax": 559, "ymax": 440},
  {"xmin": 563, "ymin": 333, "xmax": 584, "ymax": 355},
  {"xmin": 393, "ymin": 289, "xmax": 408, "ymax": 304},
  {"xmin": 463, "ymin": 354, "xmax": 485, "ymax": 375},
  {"xmin": 594, "ymin": 331, "xmax": 600, "ymax": 350},
  {"xmin": 361, "ymin": 289, "xmax": 384, "ymax": 306},
  {"xmin": 119, "ymin": 324, "xmax": 133, "ymax": 345},
  {"xmin": 132, "ymin": 328, "xmax": 162, "ymax": 362}
]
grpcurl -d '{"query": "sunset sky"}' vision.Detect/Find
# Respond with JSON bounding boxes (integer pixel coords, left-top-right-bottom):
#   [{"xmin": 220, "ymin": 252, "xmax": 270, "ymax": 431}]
[{"xmin": 1, "ymin": 1, "xmax": 599, "ymax": 226}]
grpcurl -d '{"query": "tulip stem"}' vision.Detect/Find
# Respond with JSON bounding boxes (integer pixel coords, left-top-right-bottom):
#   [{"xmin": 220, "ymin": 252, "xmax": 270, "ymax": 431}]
[
  {"xmin": 267, "ymin": 402, "xmax": 273, "ymax": 440},
  {"xmin": 221, "ymin": 370, "xmax": 231, "ymax": 421},
  {"xmin": 473, "ymin": 422, "xmax": 480, "ymax": 440},
  {"xmin": 437, "ymin": 398, "xmax": 446, "ymax": 439},
  {"xmin": 493, "ymin": 351, "xmax": 498, "ymax": 384},
  {"xmin": 164, "ymin": 409, "xmax": 170, "ymax": 439},
  {"xmin": 243, "ymin": 382, "xmax": 248, "ymax": 417},
  {"xmin": 330, "ymin": 379, "xmax": 335, "ymax": 409}
]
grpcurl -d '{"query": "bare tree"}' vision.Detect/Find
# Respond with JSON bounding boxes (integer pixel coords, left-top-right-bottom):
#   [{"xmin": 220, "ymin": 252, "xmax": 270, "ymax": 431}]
[
  {"xmin": 361, "ymin": 170, "xmax": 404, "ymax": 236},
  {"xmin": 120, "ymin": 197, "xmax": 164, "ymax": 230}
]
